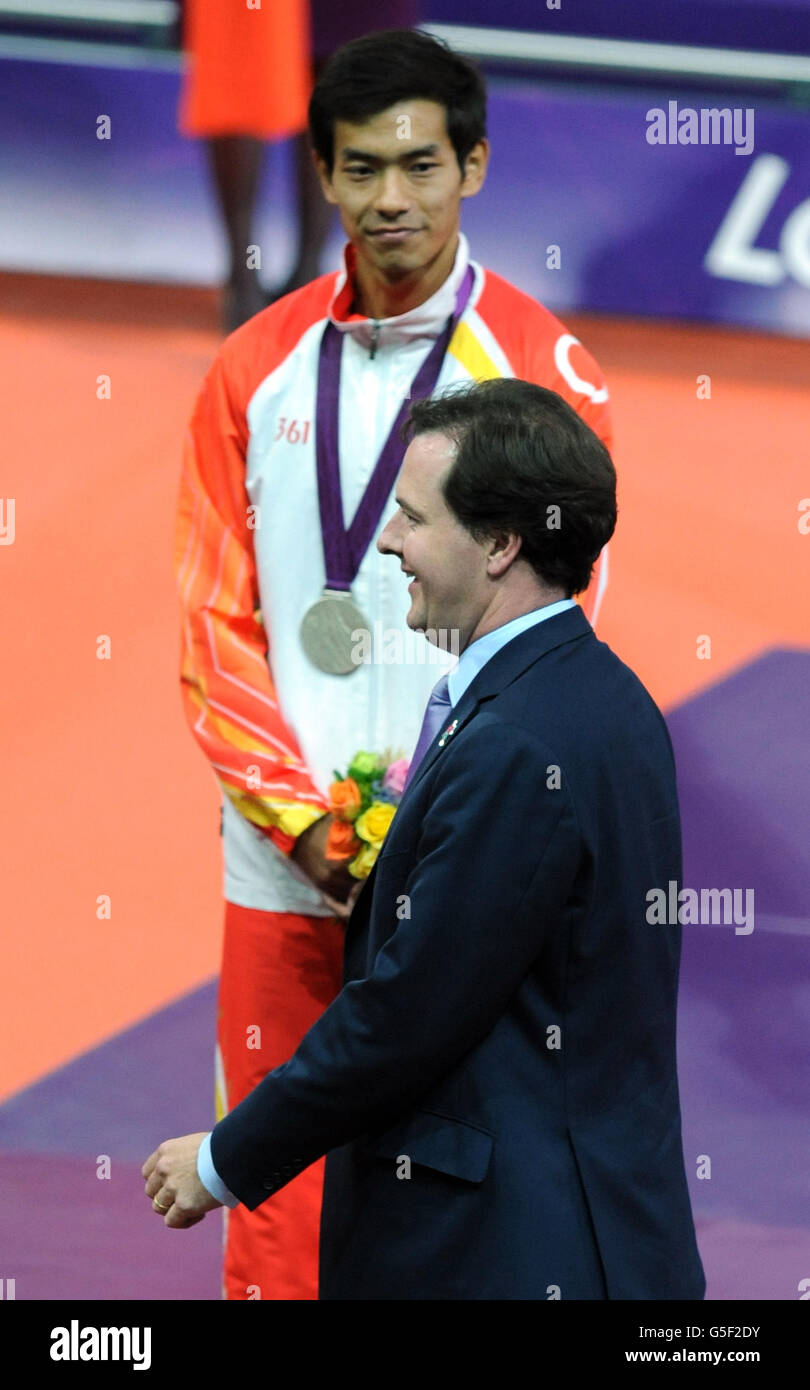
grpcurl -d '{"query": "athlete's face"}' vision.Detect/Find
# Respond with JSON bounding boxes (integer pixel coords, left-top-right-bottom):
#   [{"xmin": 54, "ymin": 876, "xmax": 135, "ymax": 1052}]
[
  {"xmin": 316, "ymin": 100, "xmax": 488, "ymax": 290},
  {"xmin": 377, "ymin": 431, "xmax": 494, "ymax": 652}
]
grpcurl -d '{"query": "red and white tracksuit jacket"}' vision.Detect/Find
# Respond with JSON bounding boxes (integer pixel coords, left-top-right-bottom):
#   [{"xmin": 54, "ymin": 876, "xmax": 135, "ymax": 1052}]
[{"xmin": 175, "ymin": 233, "xmax": 612, "ymax": 917}]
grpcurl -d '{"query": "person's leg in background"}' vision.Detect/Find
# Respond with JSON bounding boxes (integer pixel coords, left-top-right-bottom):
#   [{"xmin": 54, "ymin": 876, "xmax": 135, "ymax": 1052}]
[
  {"xmin": 209, "ymin": 123, "xmax": 334, "ymax": 319},
  {"xmin": 268, "ymin": 104, "xmax": 334, "ymax": 302},
  {"xmin": 207, "ymin": 136, "xmax": 267, "ymax": 330},
  {"xmin": 178, "ymin": 0, "xmax": 311, "ymax": 331}
]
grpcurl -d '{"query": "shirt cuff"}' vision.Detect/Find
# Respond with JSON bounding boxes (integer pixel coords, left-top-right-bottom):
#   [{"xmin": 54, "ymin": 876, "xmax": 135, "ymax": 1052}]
[{"xmin": 198, "ymin": 1131, "xmax": 240, "ymax": 1209}]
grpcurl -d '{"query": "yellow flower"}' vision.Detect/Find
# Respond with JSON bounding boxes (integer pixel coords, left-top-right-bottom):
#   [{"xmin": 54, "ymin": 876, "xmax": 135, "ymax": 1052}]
[
  {"xmin": 348, "ymin": 842, "xmax": 380, "ymax": 879},
  {"xmin": 354, "ymin": 801, "xmax": 396, "ymax": 847}
]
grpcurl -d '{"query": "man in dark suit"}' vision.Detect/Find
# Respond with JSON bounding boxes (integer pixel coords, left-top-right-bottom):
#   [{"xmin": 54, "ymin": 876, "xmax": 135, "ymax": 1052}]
[{"xmin": 144, "ymin": 379, "xmax": 705, "ymax": 1300}]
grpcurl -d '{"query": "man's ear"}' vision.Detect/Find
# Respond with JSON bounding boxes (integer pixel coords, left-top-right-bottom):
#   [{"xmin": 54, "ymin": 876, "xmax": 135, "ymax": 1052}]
[
  {"xmin": 314, "ymin": 152, "xmax": 339, "ymax": 206},
  {"xmin": 487, "ymin": 530, "xmax": 522, "ymax": 577},
  {"xmin": 460, "ymin": 139, "xmax": 490, "ymax": 200}
]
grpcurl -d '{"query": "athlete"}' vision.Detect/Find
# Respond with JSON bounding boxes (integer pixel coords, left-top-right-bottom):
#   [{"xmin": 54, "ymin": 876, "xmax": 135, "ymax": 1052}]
[{"xmin": 175, "ymin": 28, "xmax": 612, "ymax": 1301}]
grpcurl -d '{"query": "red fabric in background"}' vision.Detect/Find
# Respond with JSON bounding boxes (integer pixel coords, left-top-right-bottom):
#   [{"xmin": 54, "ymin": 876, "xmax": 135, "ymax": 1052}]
[
  {"xmin": 217, "ymin": 901, "xmax": 343, "ymax": 1300},
  {"xmin": 181, "ymin": 0, "xmax": 311, "ymax": 139}
]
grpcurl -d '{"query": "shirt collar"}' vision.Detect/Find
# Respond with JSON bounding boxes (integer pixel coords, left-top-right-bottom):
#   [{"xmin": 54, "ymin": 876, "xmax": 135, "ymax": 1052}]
[
  {"xmin": 447, "ymin": 600, "xmax": 578, "ymax": 707},
  {"xmin": 328, "ymin": 233, "xmax": 472, "ymax": 350}
]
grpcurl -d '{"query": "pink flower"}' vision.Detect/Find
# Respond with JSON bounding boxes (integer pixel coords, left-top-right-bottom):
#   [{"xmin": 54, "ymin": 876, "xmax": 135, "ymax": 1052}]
[{"xmin": 382, "ymin": 757, "xmax": 410, "ymax": 797}]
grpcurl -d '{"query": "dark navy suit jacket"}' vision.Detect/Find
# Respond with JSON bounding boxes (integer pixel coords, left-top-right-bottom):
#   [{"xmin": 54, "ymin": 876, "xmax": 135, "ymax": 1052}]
[{"xmin": 211, "ymin": 606, "xmax": 705, "ymax": 1300}]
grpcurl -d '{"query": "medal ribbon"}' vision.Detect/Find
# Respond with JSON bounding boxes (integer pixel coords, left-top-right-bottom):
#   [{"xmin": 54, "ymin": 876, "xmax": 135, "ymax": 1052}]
[{"xmin": 313, "ymin": 265, "xmax": 475, "ymax": 591}]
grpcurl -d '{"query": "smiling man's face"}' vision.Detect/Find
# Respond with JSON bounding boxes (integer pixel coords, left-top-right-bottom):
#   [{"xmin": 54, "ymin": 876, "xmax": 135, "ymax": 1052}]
[
  {"xmin": 377, "ymin": 431, "xmax": 495, "ymax": 652},
  {"xmin": 316, "ymin": 99, "xmax": 487, "ymax": 302}
]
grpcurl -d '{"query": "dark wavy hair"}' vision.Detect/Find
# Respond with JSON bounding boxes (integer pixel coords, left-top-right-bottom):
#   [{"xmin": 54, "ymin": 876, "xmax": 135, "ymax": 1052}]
[
  {"xmin": 404, "ymin": 379, "xmax": 617, "ymax": 596},
  {"xmin": 309, "ymin": 29, "xmax": 487, "ymax": 174}
]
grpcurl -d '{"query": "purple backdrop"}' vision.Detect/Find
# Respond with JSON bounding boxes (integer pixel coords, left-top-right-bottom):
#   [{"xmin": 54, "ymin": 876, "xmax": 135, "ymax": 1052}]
[{"xmin": 427, "ymin": 0, "xmax": 810, "ymax": 54}]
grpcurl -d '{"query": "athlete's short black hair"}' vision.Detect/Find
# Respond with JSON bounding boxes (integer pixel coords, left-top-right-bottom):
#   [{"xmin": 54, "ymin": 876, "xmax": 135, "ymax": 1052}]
[{"xmin": 309, "ymin": 29, "xmax": 487, "ymax": 174}]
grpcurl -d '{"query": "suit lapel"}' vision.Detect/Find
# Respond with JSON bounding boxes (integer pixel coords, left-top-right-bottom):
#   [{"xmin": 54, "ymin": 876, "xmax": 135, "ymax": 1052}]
[
  {"xmin": 342, "ymin": 607, "xmax": 593, "ymax": 961},
  {"xmin": 404, "ymin": 605, "xmax": 593, "ymax": 797}
]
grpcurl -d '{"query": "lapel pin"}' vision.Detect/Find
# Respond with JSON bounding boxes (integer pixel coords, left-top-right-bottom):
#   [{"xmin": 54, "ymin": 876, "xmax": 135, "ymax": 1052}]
[{"xmin": 438, "ymin": 719, "xmax": 459, "ymax": 748}]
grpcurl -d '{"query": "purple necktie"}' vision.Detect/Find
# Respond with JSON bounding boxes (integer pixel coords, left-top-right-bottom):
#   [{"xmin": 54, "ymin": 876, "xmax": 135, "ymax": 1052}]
[{"xmin": 404, "ymin": 673, "xmax": 453, "ymax": 790}]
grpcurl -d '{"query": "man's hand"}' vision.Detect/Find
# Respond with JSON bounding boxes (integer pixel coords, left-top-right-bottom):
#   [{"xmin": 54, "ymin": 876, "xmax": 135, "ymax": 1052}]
[
  {"xmin": 142, "ymin": 1133, "xmax": 222, "ymax": 1229},
  {"xmin": 292, "ymin": 813, "xmax": 359, "ymax": 917}
]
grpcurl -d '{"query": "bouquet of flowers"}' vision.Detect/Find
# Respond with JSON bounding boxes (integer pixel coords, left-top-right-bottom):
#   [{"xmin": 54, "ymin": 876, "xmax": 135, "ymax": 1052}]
[{"xmin": 325, "ymin": 751, "xmax": 410, "ymax": 879}]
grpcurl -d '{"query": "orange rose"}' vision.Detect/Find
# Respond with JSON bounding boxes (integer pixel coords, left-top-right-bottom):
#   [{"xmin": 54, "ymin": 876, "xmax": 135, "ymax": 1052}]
[
  {"xmin": 328, "ymin": 777, "xmax": 362, "ymax": 822},
  {"xmin": 325, "ymin": 818, "xmax": 361, "ymax": 861}
]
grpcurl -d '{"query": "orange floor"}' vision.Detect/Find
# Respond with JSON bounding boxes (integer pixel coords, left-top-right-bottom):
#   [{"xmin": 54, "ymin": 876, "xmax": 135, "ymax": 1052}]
[{"xmin": 1, "ymin": 273, "xmax": 808, "ymax": 1101}]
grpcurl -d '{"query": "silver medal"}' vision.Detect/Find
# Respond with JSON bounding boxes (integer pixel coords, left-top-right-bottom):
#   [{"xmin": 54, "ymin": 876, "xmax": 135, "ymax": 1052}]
[{"xmin": 300, "ymin": 589, "xmax": 370, "ymax": 675}]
